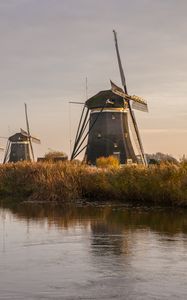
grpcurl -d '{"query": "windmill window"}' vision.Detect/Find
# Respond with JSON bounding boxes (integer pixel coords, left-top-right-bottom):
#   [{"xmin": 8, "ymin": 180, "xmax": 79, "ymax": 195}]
[{"xmin": 97, "ymin": 133, "xmax": 102, "ymax": 139}]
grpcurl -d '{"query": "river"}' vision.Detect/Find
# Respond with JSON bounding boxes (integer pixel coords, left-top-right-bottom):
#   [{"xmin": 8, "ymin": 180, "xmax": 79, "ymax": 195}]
[{"xmin": 0, "ymin": 202, "xmax": 187, "ymax": 299}]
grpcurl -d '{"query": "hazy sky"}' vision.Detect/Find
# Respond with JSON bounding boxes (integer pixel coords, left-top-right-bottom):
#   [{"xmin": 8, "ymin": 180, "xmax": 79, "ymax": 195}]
[{"xmin": 0, "ymin": 0, "xmax": 187, "ymax": 161}]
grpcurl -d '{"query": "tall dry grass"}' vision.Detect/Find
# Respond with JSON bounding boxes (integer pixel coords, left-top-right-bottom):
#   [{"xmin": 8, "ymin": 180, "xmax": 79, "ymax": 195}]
[
  {"xmin": 0, "ymin": 161, "xmax": 187, "ymax": 206},
  {"xmin": 0, "ymin": 161, "xmax": 85, "ymax": 201}
]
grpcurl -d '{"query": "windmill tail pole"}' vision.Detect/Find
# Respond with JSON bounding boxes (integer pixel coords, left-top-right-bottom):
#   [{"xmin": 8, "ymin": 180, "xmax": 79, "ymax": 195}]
[{"xmin": 113, "ymin": 30, "xmax": 147, "ymax": 166}]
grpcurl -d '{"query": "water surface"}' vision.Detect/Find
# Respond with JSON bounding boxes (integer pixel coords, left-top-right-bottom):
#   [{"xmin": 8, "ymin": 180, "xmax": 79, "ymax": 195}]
[{"xmin": 0, "ymin": 202, "xmax": 187, "ymax": 299}]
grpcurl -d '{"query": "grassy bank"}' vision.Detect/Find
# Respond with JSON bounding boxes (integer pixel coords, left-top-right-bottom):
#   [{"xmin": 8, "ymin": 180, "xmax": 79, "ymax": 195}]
[{"xmin": 0, "ymin": 161, "xmax": 187, "ymax": 206}]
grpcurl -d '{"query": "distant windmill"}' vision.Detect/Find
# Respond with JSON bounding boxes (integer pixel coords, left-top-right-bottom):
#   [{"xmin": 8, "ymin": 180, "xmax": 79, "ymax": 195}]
[
  {"xmin": 3, "ymin": 104, "xmax": 41, "ymax": 163},
  {"xmin": 71, "ymin": 30, "xmax": 148, "ymax": 165}
]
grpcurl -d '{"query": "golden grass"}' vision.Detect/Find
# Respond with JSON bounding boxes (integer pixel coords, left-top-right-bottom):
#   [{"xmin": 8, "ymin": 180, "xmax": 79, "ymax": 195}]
[
  {"xmin": 96, "ymin": 155, "xmax": 120, "ymax": 169},
  {"xmin": 0, "ymin": 161, "xmax": 187, "ymax": 206}
]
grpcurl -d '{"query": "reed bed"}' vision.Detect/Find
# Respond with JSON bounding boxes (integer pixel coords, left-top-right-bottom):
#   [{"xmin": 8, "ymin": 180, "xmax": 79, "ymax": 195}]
[{"xmin": 0, "ymin": 161, "xmax": 187, "ymax": 206}]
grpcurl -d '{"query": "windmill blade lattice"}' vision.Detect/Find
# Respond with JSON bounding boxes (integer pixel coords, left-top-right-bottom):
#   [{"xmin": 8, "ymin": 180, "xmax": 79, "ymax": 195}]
[
  {"xmin": 31, "ymin": 136, "xmax": 41, "ymax": 144},
  {"xmin": 24, "ymin": 103, "xmax": 34, "ymax": 161},
  {"xmin": 113, "ymin": 30, "xmax": 148, "ymax": 165}
]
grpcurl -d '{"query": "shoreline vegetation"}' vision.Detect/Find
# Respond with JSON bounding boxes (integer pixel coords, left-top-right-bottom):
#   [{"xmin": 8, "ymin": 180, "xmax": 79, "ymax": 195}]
[{"xmin": 0, "ymin": 159, "xmax": 187, "ymax": 207}]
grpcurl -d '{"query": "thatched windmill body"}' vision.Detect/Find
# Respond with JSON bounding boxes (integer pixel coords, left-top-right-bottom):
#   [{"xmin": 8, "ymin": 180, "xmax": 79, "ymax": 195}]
[
  {"xmin": 3, "ymin": 104, "xmax": 40, "ymax": 163},
  {"xmin": 71, "ymin": 31, "xmax": 148, "ymax": 165}
]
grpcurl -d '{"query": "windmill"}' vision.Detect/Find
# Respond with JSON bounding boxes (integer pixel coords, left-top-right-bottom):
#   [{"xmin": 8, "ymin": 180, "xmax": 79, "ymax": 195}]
[
  {"xmin": 71, "ymin": 30, "xmax": 148, "ymax": 165},
  {"xmin": 3, "ymin": 103, "xmax": 41, "ymax": 163}
]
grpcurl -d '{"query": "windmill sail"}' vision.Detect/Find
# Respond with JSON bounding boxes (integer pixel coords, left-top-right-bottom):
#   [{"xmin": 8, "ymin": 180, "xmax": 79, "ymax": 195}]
[
  {"xmin": 110, "ymin": 80, "xmax": 125, "ymax": 97},
  {"xmin": 21, "ymin": 128, "xmax": 41, "ymax": 144},
  {"xmin": 113, "ymin": 30, "xmax": 128, "ymax": 93},
  {"xmin": 128, "ymin": 110, "xmax": 144, "ymax": 163},
  {"xmin": 132, "ymin": 100, "xmax": 148, "ymax": 112},
  {"xmin": 3, "ymin": 142, "xmax": 10, "ymax": 163},
  {"xmin": 20, "ymin": 128, "xmax": 29, "ymax": 137},
  {"xmin": 31, "ymin": 136, "xmax": 41, "ymax": 144},
  {"xmin": 113, "ymin": 30, "xmax": 147, "ymax": 165},
  {"xmin": 25, "ymin": 103, "xmax": 35, "ymax": 161},
  {"xmin": 111, "ymin": 80, "xmax": 148, "ymax": 112}
]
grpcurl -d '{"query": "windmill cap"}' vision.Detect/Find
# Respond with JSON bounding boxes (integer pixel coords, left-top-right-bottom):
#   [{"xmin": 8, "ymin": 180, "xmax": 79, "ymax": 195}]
[
  {"xmin": 86, "ymin": 89, "xmax": 124, "ymax": 109},
  {"xmin": 9, "ymin": 132, "xmax": 29, "ymax": 142}
]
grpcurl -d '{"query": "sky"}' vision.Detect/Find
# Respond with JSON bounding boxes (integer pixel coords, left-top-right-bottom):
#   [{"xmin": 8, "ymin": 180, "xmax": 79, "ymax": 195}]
[{"xmin": 0, "ymin": 0, "xmax": 187, "ymax": 161}]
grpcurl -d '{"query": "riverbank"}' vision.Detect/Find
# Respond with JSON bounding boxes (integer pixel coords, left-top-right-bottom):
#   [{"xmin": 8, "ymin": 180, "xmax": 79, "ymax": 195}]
[{"xmin": 0, "ymin": 161, "xmax": 187, "ymax": 207}]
